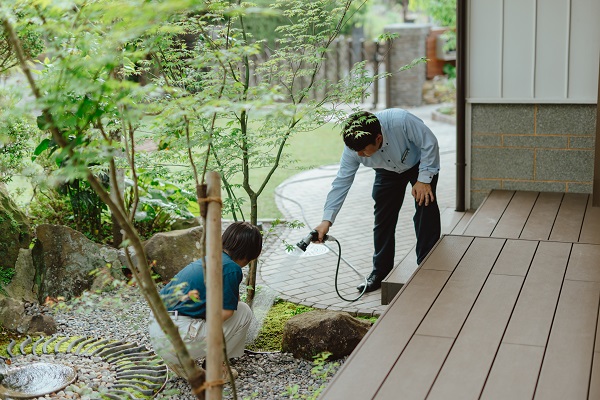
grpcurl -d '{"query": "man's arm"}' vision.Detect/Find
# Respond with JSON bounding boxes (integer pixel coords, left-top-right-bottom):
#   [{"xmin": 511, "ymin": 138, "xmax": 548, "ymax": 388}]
[
  {"xmin": 404, "ymin": 113, "xmax": 440, "ymax": 206},
  {"xmin": 320, "ymin": 147, "xmax": 360, "ymax": 236}
]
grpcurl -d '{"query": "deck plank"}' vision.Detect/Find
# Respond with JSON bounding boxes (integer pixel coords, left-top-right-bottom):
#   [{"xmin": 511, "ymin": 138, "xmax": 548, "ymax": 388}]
[
  {"xmin": 440, "ymin": 207, "xmax": 468, "ymax": 233},
  {"xmin": 373, "ymin": 335, "xmax": 453, "ymax": 400},
  {"xmin": 420, "ymin": 235, "xmax": 475, "ymax": 272},
  {"xmin": 565, "ymin": 243, "xmax": 600, "ymax": 283},
  {"xmin": 490, "ymin": 239, "xmax": 538, "ymax": 277},
  {"xmin": 549, "ymin": 193, "xmax": 589, "ymax": 242},
  {"xmin": 534, "ymin": 280, "xmax": 600, "ymax": 399},
  {"xmin": 519, "ymin": 192, "xmax": 563, "ymax": 240},
  {"xmin": 462, "ymin": 190, "xmax": 514, "ymax": 237},
  {"xmin": 590, "ymin": 352, "xmax": 600, "ymax": 400},
  {"xmin": 480, "ymin": 343, "xmax": 545, "ymax": 400},
  {"xmin": 417, "ymin": 237, "xmax": 505, "ymax": 338},
  {"xmin": 580, "ymin": 195, "xmax": 600, "ymax": 244},
  {"xmin": 490, "ymin": 191, "xmax": 538, "ymax": 239},
  {"xmin": 427, "ymin": 274, "xmax": 524, "ymax": 400},
  {"xmin": 503, "ymin": 241, "xmax": 572, "ymax": 346},
  {"xmin": 381, "ymin": 233, "xmax": 471, "ymax": 304},
  {"xmin": 449, "ymin": 210, "xmax": 475, "ymax": 235},
  {"xmin": 319, "ymin": 268, "xmax": 452, "ymax": 400}
]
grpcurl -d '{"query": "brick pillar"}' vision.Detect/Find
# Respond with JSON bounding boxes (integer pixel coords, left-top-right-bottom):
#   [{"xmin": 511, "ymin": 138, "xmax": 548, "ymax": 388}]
[{"xmin": 384, "ymin": 23, "xmax": 430, "ymax": 108}]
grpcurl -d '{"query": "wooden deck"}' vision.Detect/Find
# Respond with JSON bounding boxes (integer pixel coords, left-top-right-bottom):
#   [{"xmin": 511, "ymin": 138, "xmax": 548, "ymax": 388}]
[
  {"xmin": 321, "ymin": 190, "xmax": 600, "ymax": 400},
  {"xmin": 381, "ymin": 207, "xmax": 474, "ymax": 305}
]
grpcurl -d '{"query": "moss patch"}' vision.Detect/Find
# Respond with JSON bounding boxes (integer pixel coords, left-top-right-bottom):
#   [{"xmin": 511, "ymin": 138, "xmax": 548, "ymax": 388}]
[
  {"xmin": 247, "ymin": 300, "xmax": 314, "ymax": 352},
  {"xmin": 247, "ymin": 300, "xmax": 379, "ymax": 352},
  {"xmin": 0, "ymin": 328, "xmax": 23, "ymax": 357}
]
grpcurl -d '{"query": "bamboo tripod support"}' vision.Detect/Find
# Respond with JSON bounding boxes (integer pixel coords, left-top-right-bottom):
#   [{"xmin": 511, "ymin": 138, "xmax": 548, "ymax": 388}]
[{"xmin": 205, "ymin": 172, "xmax": 224, "ymax": 399}]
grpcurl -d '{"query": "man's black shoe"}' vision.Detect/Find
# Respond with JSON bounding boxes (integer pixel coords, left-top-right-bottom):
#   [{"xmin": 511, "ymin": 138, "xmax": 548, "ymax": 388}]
[{"xmin": 357, "ymin": 273, "xmax": 382, "ymax": 293}]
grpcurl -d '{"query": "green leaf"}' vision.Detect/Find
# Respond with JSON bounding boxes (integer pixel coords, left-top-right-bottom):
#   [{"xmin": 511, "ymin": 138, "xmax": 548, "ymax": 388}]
[
  {"xmin": 398, "ymin": 57, "xmax": 428, "ymax": 72},
  {"xmin": 33, "ymin": 138, "xmax": 52, "ymax": 156},
  {"xmin": 36, "ymin": 115, "xmax": 50, "ymax": 131}
]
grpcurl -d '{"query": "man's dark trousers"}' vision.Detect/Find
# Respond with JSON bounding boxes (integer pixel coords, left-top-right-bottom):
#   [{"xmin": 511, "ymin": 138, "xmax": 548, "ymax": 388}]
[{"xmin": 371, "ymin": 163, "xmax": 441, "ymax": 279}]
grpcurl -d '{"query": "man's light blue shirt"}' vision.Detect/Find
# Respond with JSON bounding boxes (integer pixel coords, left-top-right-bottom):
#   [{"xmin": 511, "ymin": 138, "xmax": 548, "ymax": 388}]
[{"xmin": 322, "ymin": 108, "xmax": 440, "ymax": 224}]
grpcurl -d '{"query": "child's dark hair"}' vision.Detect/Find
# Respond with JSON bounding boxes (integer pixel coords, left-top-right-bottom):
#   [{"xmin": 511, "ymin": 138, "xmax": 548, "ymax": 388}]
[
  {"xmin": 222, "ymin": 221, "xmax": 263, "ymax": 262},
  {"xmin": 342, "ymin": 111, "xmax": 381, "ymax": 151}
]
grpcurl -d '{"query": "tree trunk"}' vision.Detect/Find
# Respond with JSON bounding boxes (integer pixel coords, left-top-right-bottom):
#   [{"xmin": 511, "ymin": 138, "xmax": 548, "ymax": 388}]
[
  {"xmin": 110, "ymin": 167, "xmax": 124, "ymax": 247},
  {"xmin": 245, "ymin": 195, "xmax": 259, "ymax": 307}
]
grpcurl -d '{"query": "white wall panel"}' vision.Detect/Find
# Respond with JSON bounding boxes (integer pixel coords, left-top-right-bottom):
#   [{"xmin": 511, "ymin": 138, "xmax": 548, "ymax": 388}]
[
  {"xmin": 568, "ymin": 0, "xmax": 600, "ymax": 99},
  {"xmin": 468, "ymin": 0, "xmax": 503, "ymax": 99},
  {"xmin": 535, "ymin": 0, "xmax": 570, "ymax": 99},
  {"xmin": 503, "ymin": 0, "xmax": 536, "ymax": 98},
  {"xmin": 468, "ymin": 0, "xmax": 599, "ymax": 103}
]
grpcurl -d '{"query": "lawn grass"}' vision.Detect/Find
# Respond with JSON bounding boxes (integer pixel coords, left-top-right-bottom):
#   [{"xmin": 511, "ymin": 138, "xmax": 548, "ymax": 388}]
[
  {"xmin": 6, "ymin": 122, "xmax": 345, "ymax": 221},
  {"xmin": 222, "ymin": 122, "xmax": 344, "ymax": 220}
]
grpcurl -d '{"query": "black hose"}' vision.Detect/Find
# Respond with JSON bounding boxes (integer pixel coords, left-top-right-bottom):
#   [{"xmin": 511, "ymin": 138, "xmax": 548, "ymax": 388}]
[
  {"xmin": 274, "ymin": 175, "xmax": 369, "ymax": 302},
  {"xmin": 331, "ymin": 239, "xmax": 367, "ymax": 302}
]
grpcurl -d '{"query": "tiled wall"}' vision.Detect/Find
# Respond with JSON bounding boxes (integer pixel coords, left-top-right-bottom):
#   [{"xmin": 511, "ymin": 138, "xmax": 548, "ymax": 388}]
[{"xmin": 470, "ymin": 104, "xmax": 597, "ymax": 208}]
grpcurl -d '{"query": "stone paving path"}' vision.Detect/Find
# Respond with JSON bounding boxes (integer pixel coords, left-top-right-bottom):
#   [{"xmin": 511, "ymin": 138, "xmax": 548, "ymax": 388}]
[{"xmin": 257, "ymin": 104, "xmax": 457, "ymax": 316}]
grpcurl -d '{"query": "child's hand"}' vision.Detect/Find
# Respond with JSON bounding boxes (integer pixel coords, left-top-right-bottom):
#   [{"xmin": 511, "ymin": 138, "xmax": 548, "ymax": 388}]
[
  {"xmin": 180, "ymin": 289, "xmax": 201, "ymax": 302},
  {"xmin": 188, "ymin": 289, "xmax": 200, "ymax": 302}
]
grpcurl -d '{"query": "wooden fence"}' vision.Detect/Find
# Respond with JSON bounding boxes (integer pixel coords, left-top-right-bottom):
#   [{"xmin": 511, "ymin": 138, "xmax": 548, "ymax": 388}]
[{"xmin": 249, "ymin": 36, "xmax": 390, "ymax": 110}]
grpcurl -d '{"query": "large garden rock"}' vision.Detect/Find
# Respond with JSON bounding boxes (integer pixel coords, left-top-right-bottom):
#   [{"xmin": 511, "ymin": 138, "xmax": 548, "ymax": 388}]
[
  {"xmin": 3, "ymin": 249, "xmax": 37, "ymax": 303},
  {"xmin": 32, "ymin": 224, "xmax": 124, "ymax": 302},
  {"xmin": 27, "ymin": 314, "xmax": 57, "ymax": 335},
  {"xmin": 282, "ymin": 310, "xmax": 372, "ymax": 360},
  {"xmin": 0, "ymin": 186, "xmax": 31, "ymax": 275},
  {"xmin": 0, "ymin": 297, "xmax": 57, "ymax": 335},
  {"xmin": 141, "ymin": 226, "xmax": 203, "ymax": 281},
  {"xmin": 171, "ymin": 217, "xmax": 202, "ymax": 231},
  {"xmin": 0, "ymin": 297, "xmax": 28, "ymax": 332}
]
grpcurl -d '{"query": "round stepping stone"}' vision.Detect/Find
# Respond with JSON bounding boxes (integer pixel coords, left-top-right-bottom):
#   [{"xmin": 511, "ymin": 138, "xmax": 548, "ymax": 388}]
[{"xmin": 0, "ymin": 362, "xmax": 77, "ymax": 398}]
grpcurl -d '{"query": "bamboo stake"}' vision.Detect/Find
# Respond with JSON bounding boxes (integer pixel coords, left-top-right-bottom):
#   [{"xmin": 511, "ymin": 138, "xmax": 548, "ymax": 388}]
[{"xmin": 205, "ymin": 171, "xmax": 224, "ymax": 399}]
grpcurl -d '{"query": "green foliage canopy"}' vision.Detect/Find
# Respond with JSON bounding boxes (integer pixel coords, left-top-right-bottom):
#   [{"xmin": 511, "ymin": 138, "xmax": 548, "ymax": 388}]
[{"xmin": 410, "ymin": 0, "xmax": 456, "ymax": 49}]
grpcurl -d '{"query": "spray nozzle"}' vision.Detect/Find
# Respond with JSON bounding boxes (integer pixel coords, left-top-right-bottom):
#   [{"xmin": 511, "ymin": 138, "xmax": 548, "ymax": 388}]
[{"xmin": 296, "ymin": 230, "xmax": 334, "ymax": 252}]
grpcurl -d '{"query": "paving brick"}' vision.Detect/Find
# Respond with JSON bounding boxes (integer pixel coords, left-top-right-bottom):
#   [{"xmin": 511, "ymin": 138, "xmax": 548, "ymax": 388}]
[
  {"xmin": 567, "ymin": 182, "xmax": 593, "ymax": 193},
  {"xmin": 569, "ymin": 136, "xmax": 595, "ymax": 149},
  {"xmin": 471, "ymin": 179, "xmax": 502, "ymax": 190},
  {"xmin": 503, "ymin": 135, "xmax": 567, "ymax": 149},
  {"xmin": 472, "ymin": 148, "xmax": 534, "ymax": 179},
  {"xmin": 472, "ymin": 133, "xmax": 502, "ymax": 147},
  {"xmin": 472, "ymin": 104, "xmax": 534, "ymax": 134},
  {"xmin": 536, "ymin": 104, "xmax": 597, "ymax": 135},
  {"xmin": 536, "ymin": 149, "xmax": 594, "ymax": 182}
]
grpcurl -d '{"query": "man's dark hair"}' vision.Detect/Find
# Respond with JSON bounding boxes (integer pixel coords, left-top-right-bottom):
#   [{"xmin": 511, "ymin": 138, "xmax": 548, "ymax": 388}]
[
  {"xmin": 222, "ymin": 221, "xmax": 263, "ymax": 262},
  {"xmin": 342, "ymin": 111, "xmax": 382, "ymax": 151}
]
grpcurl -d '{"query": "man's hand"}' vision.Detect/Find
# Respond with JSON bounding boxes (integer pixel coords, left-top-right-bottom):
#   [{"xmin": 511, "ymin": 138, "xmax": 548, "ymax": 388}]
[
  {"xmin": 314, "ymin": 220, "xmax": 332, "ymax": 243},
  {"xmin": 412, "ymin": 181, "xmax": 435, "ymax": 206}
]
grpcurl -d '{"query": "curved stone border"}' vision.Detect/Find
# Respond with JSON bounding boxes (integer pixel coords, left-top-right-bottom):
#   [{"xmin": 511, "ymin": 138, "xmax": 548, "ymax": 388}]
[
  {"xmin": 431, "ymin": 107, "xmax": 456, "ymax": 125},
  {"xmin": 2, "ymin": 335, "xmax": 168, "ymax": 399}
]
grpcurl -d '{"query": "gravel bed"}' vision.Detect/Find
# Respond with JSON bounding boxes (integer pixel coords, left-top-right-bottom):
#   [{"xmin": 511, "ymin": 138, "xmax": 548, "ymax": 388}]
[
  {"xmin": 10, "ymin": 222, "xmax": 345, "ymax": 399},
  {"xmin": 17, "ymin": 285, "xmax": 344, "ymax": 399}
]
